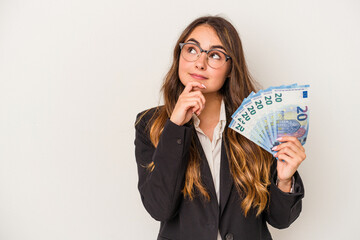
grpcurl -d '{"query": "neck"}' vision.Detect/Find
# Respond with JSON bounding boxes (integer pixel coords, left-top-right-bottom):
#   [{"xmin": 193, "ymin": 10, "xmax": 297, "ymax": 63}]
[{"xmin": 198, "ymin": 92, "xmax": 222, "ymax": 123}]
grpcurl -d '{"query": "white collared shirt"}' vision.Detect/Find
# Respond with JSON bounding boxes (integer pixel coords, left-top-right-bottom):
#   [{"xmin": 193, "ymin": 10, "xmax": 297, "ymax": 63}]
[{"xmin": 192, "ymin": 99, "xmax": 226, "ymax": 240}]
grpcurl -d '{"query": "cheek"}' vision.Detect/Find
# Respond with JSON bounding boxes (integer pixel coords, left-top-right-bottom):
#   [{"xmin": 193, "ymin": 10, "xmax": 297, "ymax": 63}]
[
  {"xmin": 178, "ymin": 58, "xmax": 189, "ymax": 84},
  {"xmin": 212, "ymin": 70, "xmax": 228, "ymax": 88},
  {"xmin": 216, "ymin": 64, "xmax": 231, "ymax": 87}
]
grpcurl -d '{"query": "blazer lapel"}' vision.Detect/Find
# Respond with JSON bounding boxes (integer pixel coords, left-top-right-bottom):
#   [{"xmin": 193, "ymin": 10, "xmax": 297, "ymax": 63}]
[
  {"xmin": 219, "ymin": 137, "xmax": 234, "ymax": 216},
  {"xmin": 193, "ymin": 129, "xmax": 218, "ymax": 202},
  {"xmin": 192, "ymin": 126, "xmax": 234, "ymax": 214}
]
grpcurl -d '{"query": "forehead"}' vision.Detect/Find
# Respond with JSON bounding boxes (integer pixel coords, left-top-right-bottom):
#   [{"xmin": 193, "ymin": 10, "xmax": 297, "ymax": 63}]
[{"xmin": 185, "ymin": 24, "xmax": 223, "ymax": 49}]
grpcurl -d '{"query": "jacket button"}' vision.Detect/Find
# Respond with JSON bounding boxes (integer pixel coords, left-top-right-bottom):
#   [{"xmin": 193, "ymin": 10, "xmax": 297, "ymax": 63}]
[
  {"xmin": 225, "ymin": 233, "xmax": 233, "ymax": 240},
  {"xmin": 176, "ymin": 139, "xmax": 182, "ymax": 144}
]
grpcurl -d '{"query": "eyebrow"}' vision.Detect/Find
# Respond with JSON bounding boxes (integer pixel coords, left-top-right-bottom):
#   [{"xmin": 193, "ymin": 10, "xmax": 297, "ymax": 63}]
[{"xmin": 186, "ymin": 38, "xmax": 227, "ymax": 51}]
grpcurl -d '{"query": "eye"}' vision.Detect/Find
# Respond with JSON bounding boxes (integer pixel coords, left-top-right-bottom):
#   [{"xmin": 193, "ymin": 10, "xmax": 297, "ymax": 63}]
[
  {"xmin": 187, "ymin": 46, "xmax": 198, "ymax": 55},
  {"xmin": 208, "ymin": 51, "xmax": 223, "ymax": 60}
]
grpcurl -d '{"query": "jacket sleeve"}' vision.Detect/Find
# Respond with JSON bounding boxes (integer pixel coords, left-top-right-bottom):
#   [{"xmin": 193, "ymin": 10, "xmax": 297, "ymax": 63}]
[
  {"xmin": 134, "ymin": 112, "xmax": 193, "ymax": 221},
  {"xmin": 265, "ymin": 159, "xmax": 305, "ymax": 229}
]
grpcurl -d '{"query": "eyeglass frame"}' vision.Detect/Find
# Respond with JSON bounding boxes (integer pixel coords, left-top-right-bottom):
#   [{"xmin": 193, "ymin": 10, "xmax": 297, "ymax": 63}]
[{"xmin": 179, "ymin": 42, "xmax": 232, "ymax": 68}]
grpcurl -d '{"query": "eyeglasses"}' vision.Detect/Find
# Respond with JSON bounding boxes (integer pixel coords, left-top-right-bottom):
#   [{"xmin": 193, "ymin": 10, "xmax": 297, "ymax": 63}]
[{"xmin": 179, "ymin": 42, "xmax": 231, "ymax": 69}]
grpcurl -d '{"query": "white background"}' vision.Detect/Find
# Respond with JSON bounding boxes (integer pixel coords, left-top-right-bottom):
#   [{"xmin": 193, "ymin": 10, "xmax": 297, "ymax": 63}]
[{"xmin": 1, "ymin": 0, "xmax": 359, "ymax": 239}]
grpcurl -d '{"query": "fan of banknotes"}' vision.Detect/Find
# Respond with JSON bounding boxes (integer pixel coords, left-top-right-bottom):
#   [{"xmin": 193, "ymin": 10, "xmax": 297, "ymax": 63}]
[{"xmin": 229, "ymin": 84, "xmax": 310, "ymax": 155}]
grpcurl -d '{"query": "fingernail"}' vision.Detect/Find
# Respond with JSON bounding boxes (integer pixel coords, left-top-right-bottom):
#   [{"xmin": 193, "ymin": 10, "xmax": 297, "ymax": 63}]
[
  {"xmin": 272, "ymin": 146, "xmax": 278, "ymax": 151},
  {"xmin": 276, "ymin": 137, "xmax": 283, "ymax": 141},
  {"xmin": 201, "ymin": 84, "xmax": 206, "ymax": 89}
]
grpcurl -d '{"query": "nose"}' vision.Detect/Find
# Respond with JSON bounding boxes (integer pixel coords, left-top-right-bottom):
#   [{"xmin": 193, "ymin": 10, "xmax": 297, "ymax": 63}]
[{"xmin": 195, "ymin": 52, "xmax": 207, "ymax": 70}]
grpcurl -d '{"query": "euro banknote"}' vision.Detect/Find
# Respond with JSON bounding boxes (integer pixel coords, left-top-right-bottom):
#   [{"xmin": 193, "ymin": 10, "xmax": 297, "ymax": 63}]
[{"xmin": 229, "ymin": 84, "xmax": 310, "ymax": 155}]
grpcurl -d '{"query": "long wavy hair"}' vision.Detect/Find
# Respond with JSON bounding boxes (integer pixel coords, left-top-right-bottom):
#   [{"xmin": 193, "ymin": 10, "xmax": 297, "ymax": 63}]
[{"xmin": 137, "ymin": 16, "xmax": 273, "ymax": 217}]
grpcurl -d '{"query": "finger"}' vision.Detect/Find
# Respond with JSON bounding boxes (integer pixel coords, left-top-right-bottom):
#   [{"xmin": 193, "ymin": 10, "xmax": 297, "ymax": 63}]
[
  {"xmin": 275, "ymin": 146, "xmax": 297, "ymax": 160},
  {"xmin": 276, "ymin": 147, "xmax": 305, "ymax": 166},
  {"xmin": 183, "ymin": 82, "xmax": 206, "ymax": 94},
  {"xmin": 187, "ymin": 97, "xmax": 204, "ymax": 109},
  {"xmin": 191, "ymin": 101, "xmax": 201, "ymax": 115},
  {"xmin": 184, "ymin": 98, "xmax": 202, "ymax": 114},
  {"xmin": 186, "ymin": 91, "xmax": 206, "ymax": 108},
  {"xmin": 272, "ymin": 141, "xmax": 304, "ymax": 155},
  {"xmin": 277, "ymin": 136, "xmax": 304, "ymax": 151},
  {"xmin": 276, "ymin": 152, "xmax": 292, "ymax": 163},
  {"xmin": 194, "ymin": 98, "xmax": 204, "ymax": 116}
]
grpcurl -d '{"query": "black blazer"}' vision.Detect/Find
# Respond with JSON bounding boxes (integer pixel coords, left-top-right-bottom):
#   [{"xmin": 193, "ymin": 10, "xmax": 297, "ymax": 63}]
[{"xmin": 134, "ymin": 107, "xmax": 304, "ymax": 240}]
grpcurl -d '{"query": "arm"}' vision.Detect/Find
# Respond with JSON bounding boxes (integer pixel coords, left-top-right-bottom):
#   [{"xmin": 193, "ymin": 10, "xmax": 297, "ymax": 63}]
[
  {"xmin": 266, "ymin": 136, "xmax": 306, "ymax": 228},
  {"xmin": 265, "ymin": 159, "xmax": 305, "ymax": 229},
  {"xmin": 135, "ymin": 82, "xmax": 206, "ymax": 221},
  {"xmin": 134, "ymin": 111, "xmax": 193, "ymax": 221}
]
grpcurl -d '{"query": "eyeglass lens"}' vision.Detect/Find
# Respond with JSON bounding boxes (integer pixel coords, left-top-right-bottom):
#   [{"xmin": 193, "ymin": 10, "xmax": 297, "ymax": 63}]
[{"xmin": 181, "ymin": 43, "xmax": 227, "ymax": 69}]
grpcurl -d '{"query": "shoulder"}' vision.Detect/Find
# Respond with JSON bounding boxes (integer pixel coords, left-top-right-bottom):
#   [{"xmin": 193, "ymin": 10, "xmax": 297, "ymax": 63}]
[
  {"xmin": 135, "ymin": 105, "xmax": 164, "ymax": 130},
  {"xmin": 136, "ymin": 105, "xmax": 164, "ymax": 122}
]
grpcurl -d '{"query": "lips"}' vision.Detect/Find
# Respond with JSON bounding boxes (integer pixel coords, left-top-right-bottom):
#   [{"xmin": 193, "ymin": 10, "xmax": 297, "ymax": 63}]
[{"xmin": 189, "ymin": 73, "xmax": 208, "ymax": 80}]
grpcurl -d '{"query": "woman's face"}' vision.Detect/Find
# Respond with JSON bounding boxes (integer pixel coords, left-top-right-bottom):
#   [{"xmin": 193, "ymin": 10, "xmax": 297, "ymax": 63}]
[{"xmin": 178, "ymin": 24, "xmax": 231, "ymax": 94}]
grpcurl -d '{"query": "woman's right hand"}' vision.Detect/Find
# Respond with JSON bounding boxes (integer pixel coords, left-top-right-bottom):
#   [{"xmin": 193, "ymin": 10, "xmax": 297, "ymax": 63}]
[{"xmin": 170, "ymin": 82, "xmax": 206, "ymax": 126}]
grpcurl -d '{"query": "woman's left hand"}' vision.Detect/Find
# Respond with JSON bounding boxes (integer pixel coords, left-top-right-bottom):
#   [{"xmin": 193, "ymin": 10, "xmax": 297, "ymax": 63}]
[{"xmin": 272, "ymin": 136, "xmax": 306, "ymax": 185}]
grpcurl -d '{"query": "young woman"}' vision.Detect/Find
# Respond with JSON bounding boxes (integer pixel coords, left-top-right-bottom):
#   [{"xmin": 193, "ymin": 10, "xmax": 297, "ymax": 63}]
[{"xmin": 134, "ymin": 16, "xmax": 305, "ymax": 240}]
